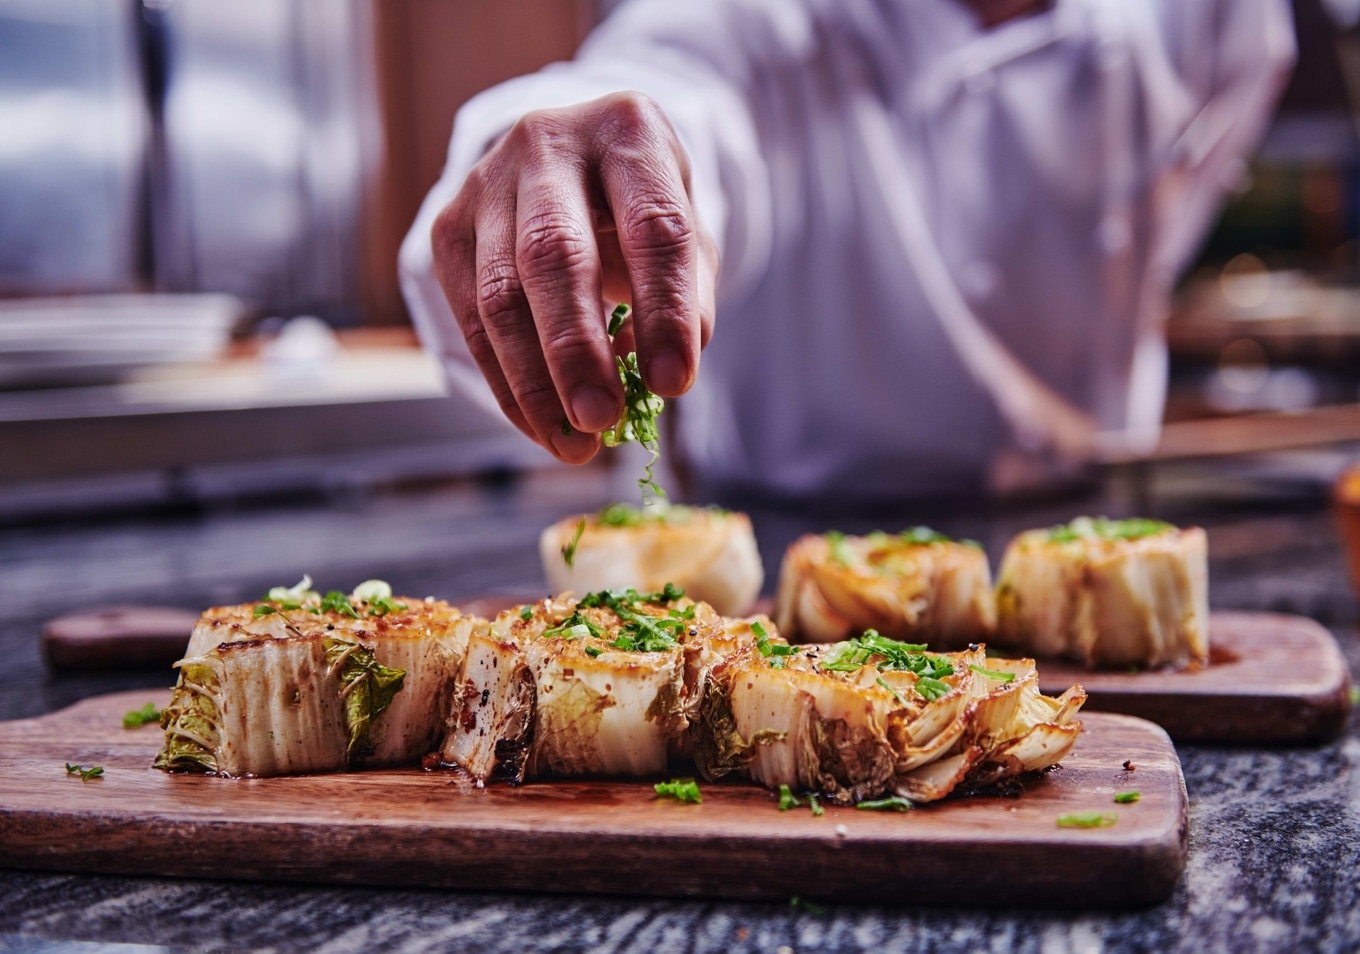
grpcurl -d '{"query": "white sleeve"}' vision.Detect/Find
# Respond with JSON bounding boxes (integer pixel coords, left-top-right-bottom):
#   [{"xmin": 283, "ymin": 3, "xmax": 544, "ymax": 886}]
[
  {"xmin": 1146, "ymin": 0, "xmax": 1296, "ymax": 275},
  {"xmin": 398, "ymin": 0, "xmax": 792, "ymax": 412}
]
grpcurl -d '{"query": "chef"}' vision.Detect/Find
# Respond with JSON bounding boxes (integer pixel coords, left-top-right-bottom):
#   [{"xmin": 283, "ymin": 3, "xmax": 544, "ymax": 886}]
[{"xmin": 399, "ymin": 0, "xmax": 1294, "ymax": 499}]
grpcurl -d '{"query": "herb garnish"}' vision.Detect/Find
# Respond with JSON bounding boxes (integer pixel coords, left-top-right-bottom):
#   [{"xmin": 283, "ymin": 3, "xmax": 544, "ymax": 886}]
[
  {"xmin": 65, "ymin": 763, "xmax": 104, "ymax": 781},
  {"xmin": 856, "ymin": 796, "xmax": 913, "ymax": 812},
  {"xmin": 519, "ymin": 605, "xmax": 534, "ymax": 621},
  {"xmin": 655, "ymin": 778, "xmax": 702, "ymax": 804},
  {"xmin": 1047, "ymin": 516, "xmax": 1172, "ymax": 544},
  {"xmin": 808, "ymin": 793, "xmax": 824, "ymax": 817},
  {"xmin": 1056, "ymin": 811, "xmax": 1118, "ymax": 828},
  {"xmin": 1113, "ymin": 791, "xmax": 1141, "ymax": 804},
  {"xmin": 561, "ymin": 518, "xmax": 586, "ymax": 567},
  {"xmin": 569, "ymin": 585, "xmax": 688, "ymax": 653},
  {"xmin": 822, "ymin": 630, "xmax": 954, "ymax": 700},
  {"xmin": 753, "ymin": 620, "xmax": 797, "ymax": 669},
  {"xmin": 825, "ymin": 531, "xmax": 852, "ymax": 566},
  {"xmin": 968, "ymin": 664, "xmax": 1016, "ymax": 683},
  {"xmin": 600, "ymin": 304, "xmax": 667, "ymax": 505},
  {"xmin": 778, "ymin": 784, "xmax": 801, "ymax": 810},
  {"xmin": 122, "ymin": 702, "xmax": 161, "ymax": 729},
  {"xmin": 320, "ymin": 590, "xmax": 360, "ymax": 618},
  {"xmin": 790, "ymin": 896, "xmax": 826, "ymax": 914}
]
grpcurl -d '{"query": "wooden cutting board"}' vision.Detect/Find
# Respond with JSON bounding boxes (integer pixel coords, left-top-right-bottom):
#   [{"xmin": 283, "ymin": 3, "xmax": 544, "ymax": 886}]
[
  {"xmin": 1032, "ymin": 612, "xmax": 1353, "ymax": 744},
  {"xmin": 0, "ymin": 691, "xmax": 1185, "ymax": 907}
]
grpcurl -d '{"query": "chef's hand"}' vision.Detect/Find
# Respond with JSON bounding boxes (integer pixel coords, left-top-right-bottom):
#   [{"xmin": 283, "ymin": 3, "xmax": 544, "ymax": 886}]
[{"xmin": 430, "ymin": 92, "xmax": 717, "ymax": 464}]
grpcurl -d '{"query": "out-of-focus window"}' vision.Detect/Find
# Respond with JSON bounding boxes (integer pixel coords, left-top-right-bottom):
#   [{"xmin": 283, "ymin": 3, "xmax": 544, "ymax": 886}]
[{"xmin": 0, "ymin": 0, "xmax": 146, "ymax": 295}]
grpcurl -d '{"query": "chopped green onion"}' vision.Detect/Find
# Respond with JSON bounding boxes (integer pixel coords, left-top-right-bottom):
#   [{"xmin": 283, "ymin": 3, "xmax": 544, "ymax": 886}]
[
  {"xmin": 825, "ymin": 530, "xmax": 852, "ymax": 565},
  {"xmin": 350, "ymin": 579, "xmax": 392, "ymax": 602},
  {"xmin": 265, "ymin": 575, "xmax": 317, "ymax": 605},
  {"xmin": 253, "ymin": 604, "xmax": 276, "ymax": 618},
  {"xmin": 808, "ymin": 793, "xmax": 824, "ymax": 817},
  {"xmin": 584, "ymin": 646, "xmax": 603, "ymax": 657},
  {"xmin": 1056, "ymin": 811, "xmax": 1118, "ymax": 828},
  {"xmin": 969, "ymin": 664, "xmax": 1016, "ymax": 683},
  {"xmin": 1113, "ymin": 791, "xmax": 1141, "ymax": 804},
  {"xmin": 320, "ymin": 590, "xmax": 360, "ymax": 618},
  {"xmin": 519, "ymin": 605, "xmax": 534, "ymax": 621},
  {"xmin": 777, "ymin": 784, "xmax": 801, "ymax": 811},
  {"xmin": 122, "ymin": 702, "xmax": 160, "ymax": 729},
  {"xmin": 607, "ymin": 302, "xmax": 630, "ymax": 337},
  {"xmin": 65, "ymin": 763, "xmax": 103, "ymax": 781},
  {"xmin": 654, "ymin": 778, "xmax": 701, "ymax": 804},
  {"xmin": 876, "ymin": 676, "xmax": 908, "ymax": 707},
  {"xmin": 856, "ymin": 796, "xmax": 913, "ymax": 812},
  {"xmin": 367, "ymin": 595, "xmax": 407, "ymax": 617},
  {"xmin": 790, "ymin": 896, "xmax": 826, "ymax": 914}
]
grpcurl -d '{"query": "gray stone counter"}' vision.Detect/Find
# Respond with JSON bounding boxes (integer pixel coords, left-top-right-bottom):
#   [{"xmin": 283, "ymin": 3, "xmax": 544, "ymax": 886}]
[{"xmin": 0, "ymin": 475, "xmax": 1356, "ymax": 953}]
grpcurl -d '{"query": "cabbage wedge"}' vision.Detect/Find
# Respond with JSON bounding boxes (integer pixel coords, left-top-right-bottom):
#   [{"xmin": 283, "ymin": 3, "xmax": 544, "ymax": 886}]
[
  {"xmin": 541, "ymin": 504, "xmax": 763, "ymax": 615},
  {"xmin": 696, "ymin": 625, "xmax": 1085, "ymax": 804},
  {"xmin": 157, "ymin": 582, "xmax": 472, "ymax": 776},
  {"xmin": 439, "ymin": 585, "xmax": 730, "ymax": 783},
  {"xmin": 996, "ymin": 517, "xmax": 1208, "ymax": 669},
  {"xmin": 774, "ymin": 529, "xmax": 995, "ymax": 648}
]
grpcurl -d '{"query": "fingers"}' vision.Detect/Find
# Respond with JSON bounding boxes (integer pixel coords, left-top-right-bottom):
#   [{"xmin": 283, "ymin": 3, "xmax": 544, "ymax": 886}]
[
  {"xmin": 429, "ymin": 92, "xmax": 716, "ymax": 465},
  {"xmin": 514, "ymin": 153, "xmax": 623, "ymax": 439},
  {"xmin": 430, "ymin": 172, "xmax": 536, "ymax": 443},
  {"xmin": 594, "ymin": 95, "xmax": 702, "ymax": 398}
]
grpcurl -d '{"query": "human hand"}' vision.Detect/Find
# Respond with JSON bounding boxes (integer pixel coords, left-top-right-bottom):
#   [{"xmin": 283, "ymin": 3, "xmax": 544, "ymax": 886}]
[{"xmin": 430, "ymin": 92, "xmax": 718, "ymax": 463}]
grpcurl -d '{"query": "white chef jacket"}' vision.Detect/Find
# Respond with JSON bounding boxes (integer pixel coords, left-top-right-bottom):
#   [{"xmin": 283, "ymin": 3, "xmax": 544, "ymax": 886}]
[{"xmin": 400, "ymin": 0, "xmax": 1294, "ymax": 499}]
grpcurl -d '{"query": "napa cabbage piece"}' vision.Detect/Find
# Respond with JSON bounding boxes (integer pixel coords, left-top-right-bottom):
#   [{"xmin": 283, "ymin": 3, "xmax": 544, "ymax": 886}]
[
  {"xmin": 695, "ymin": 625, "xmax": 1084, "ymax": 804},
  {"xmin": 774, "ymin": 529, "xmax": 995, "ymax": 649},
  {"xmin": 540, "ymin": 503, "xmax": 764, "ymax": 616},
  {"xmin": 440, "ymin": 586, "xmax": 736, "ymax": 782},
  {"xmin": 996, "ymin": 518, "xmax": 1208, "ymax": 668},
  {"xmin": 158, "ymin": 588, "xmax": 475, "ymax": 776}
]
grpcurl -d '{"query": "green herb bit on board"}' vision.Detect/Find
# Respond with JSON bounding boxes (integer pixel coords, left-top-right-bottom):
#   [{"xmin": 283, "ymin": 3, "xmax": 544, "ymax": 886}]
[
  {"xmin": 1113, "ymin": 791, "xmax": 1141, "ymax": 804},
  {"xmin": 1056, "ymin": 811, "xmax": 1118, "ymax": 828},
  {"xmin": 968, "ymin": 664, "xmax": 1016, "ymax": 683},
  {"xmin": 855, "ymin": 796, "xmax": 913, "ymax": 812},
  {"xmin": 655, "ymin": 778, "xmax": 702, "ymax": 804},
  {"xmin": 65, "ymin": 763, "xmax": 104, "ymax": 781},
  {"xmin": 790, "ymin": 896, "xmax": 826, "ymax": 914},
  {"xmin": 122, "ymin": 702, "xmax": 161, "ymax": 729},
  {"xmin": 778, "ymin": 784, "xmax": 801, "ymax": 811}
]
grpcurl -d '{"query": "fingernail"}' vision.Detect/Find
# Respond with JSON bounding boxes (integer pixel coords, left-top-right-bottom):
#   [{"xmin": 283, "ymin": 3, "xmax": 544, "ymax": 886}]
[
  {"xmin": 646, "ymin": 349, "xmax": 691, "ymax": 396},
  {"xmin": 570, "ymin": 384, "xmax": 620, "ymax": 433},
  {"xmin": 550, "ymin": 426, "xmax": 597, "ymax": 463}
]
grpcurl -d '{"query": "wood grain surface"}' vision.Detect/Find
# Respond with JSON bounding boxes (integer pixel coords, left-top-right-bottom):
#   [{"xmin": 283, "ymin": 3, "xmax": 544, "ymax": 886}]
[
  {"xmin": 0, "ymin": 691, "xmax": 1185, "ymax": 907},
  {"xmin": 1033, "ymin": 612, "xmax": 1353, "ymax": 744}
]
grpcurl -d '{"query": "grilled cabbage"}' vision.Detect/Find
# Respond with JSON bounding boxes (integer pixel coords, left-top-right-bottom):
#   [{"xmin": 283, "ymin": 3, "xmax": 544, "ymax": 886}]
[
  {"xmin": 440, "ymin": 586, "xmax": 737, "ymax": 782},
  {"xmin": 540, "ymin": 504, "xmax": 763, "ymax": 615},
  {"xmin": 158, "ymin": 580, "xmax": 471, "ymax": 775},
  {"xmin": 995, "ymin": 517, "xmax": 1209, "ymax": 669},
  {"xmin": 696, "ymin": 627, "xmax": 1084, "ymax": 804},
  {"xmin": 774, "ymin": 529, "xmax": 995, "ymax": 648}
]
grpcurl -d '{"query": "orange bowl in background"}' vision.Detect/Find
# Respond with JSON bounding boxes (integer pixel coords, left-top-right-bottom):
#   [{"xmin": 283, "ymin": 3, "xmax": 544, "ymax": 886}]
[{"xmin": 1334, "ymin": 465, "xmax": 1360, "ymax": 597}]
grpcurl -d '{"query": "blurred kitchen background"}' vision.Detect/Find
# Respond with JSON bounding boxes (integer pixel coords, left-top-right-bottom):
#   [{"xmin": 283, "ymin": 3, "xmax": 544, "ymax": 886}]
[{"xmin": 3, "ymin": 0, "xmax": 1360, "ymax": 520}]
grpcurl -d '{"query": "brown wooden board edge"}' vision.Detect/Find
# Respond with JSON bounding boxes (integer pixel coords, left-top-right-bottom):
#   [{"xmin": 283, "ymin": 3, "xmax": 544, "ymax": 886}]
[
  {"xmin": 1036, "ymin": 612, "xmax": 1354, "ymax": 745},
  {"xmin": 0, "ymin": 697, "xmax": 1189, "ymax": 909}
]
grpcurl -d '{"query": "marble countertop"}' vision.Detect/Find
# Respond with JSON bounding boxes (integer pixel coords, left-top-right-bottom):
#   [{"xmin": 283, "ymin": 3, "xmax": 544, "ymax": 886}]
[{"xmin": 1, "ymin": 470, "xmax": 1357, "ymax": 954}]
